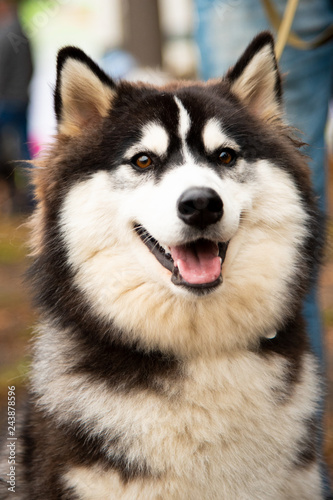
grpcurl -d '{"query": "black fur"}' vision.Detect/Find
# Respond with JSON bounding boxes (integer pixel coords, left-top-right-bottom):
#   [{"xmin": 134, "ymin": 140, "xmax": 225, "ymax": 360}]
[
  {"xmin": 226, "ymin": 31, "xmax": 282, "ymax": 104},
  {"xmin": 19, "ymin": 399, "xmax": 152, "ymax": 499},
  {"xmin": 259, "ymin": 313, "xmax": 310, "ymax": 388},
  {"xmin": 293, "ymin": 417, "xmax": 318, "ymax": 468},
  {"xmin": 55, "ymin": 46, "xmax": 115, "ymax": 122}
]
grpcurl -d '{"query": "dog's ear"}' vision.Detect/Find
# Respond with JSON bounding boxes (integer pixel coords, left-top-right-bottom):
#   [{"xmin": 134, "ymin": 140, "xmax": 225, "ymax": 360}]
[
  {"xmin": 226, "ymin": 32, "xmax": 282, "ymax": 119},
  {"xmin": 55, "ymin": 47, "xmax": 116, "ymax": 136}
]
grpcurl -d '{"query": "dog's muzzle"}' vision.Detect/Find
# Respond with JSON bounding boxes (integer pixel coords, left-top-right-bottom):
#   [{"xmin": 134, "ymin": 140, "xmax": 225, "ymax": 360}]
[{"xmin": 134, "ymin": 187, "xmax": 228, "ymax": 293}]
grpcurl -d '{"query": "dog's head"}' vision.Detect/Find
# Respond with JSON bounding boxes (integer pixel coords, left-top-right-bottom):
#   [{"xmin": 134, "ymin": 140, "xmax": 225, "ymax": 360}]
[{"xmin": 30, "ymin": 33, "xmax": 322, "ymax": 356}]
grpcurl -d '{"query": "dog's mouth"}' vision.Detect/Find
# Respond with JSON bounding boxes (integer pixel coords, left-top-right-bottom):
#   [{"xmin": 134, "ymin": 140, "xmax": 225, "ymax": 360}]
[{"xmin": 134, "ymin": 225, "xmax": 229, "ymax": 291}]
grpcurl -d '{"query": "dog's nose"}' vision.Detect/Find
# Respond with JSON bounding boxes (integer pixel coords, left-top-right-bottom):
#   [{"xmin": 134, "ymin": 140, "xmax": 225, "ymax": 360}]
[{"xmin": 177, "ymin": 187, "xmax": 223, "ymax": 229}]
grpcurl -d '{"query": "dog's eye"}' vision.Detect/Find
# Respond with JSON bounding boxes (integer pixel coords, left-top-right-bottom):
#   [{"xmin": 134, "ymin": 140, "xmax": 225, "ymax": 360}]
[
  {"xmin": 218, "ymin": 149, "xmax": 237, "ymax": 166},
  {"xmin": 133, "ymin": 154, "xmax": 153, "ymax": 169}
]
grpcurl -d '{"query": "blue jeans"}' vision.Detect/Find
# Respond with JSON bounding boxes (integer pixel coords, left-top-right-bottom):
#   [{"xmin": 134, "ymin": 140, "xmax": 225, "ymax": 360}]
[
  {"xmin": 194, "ymin": 0, "xmax": 333, "ymax": 494},
  {"xmin": 0, "ymin": 101, "xmax": 30, "ymax": 161}
]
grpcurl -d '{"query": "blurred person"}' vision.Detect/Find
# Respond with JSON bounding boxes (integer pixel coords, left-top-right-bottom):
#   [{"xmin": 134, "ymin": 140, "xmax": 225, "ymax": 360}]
[
  {"xmin": 0, "ymin": 0, "xmax": 33, "ymax": 213},
  {"xmin": 194, "ymin": 0, "xmax": 333, "ymax": 497}
]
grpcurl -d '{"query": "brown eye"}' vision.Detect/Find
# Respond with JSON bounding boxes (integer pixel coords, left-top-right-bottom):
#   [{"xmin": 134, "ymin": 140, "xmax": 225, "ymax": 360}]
[
  {"xmin": 135, "ymin": 154, "xmax": 152, "ymax": 169},
  {"xmin": 218, "ymin": 149, "xmax": 236, "ymax": 165}
]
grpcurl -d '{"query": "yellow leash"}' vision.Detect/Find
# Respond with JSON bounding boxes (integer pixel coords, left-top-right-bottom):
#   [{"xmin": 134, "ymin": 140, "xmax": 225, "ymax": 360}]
[{"xmin": 261, "ymin": 0, "xmax": 333, "ymax": 60}]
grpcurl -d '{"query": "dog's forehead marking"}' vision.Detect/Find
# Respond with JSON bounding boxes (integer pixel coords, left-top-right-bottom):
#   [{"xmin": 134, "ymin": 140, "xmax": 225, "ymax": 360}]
[
  {"xmin": 124, "ymin": 122, "xmax": 170, "ymax": 159},
  {"xmin": 202, "ymin": 118, "xmax": 240, "ymax": 153},
  {"xmin": 174, "ymin": 96, "xmax": 191, "ymax": 141},
  {"xmin": 141, "ymin": 122, "xmax": 169, "ymax": 156},
  {"xmin": 174, "ymin": 96, "xmax": 192, "ymax": 162}
]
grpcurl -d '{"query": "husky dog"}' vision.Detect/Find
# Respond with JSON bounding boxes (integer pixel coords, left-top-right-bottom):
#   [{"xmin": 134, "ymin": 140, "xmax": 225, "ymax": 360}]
[{"xmin": 0, "ymin": 32, "xmax": 325, "ymax": 499}]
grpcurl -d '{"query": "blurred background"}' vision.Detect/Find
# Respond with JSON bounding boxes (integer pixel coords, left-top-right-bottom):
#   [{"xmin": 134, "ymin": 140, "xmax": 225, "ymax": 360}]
[{"xmin": 0, "ymin": 0, "xmax": 332, "ymax": 488}]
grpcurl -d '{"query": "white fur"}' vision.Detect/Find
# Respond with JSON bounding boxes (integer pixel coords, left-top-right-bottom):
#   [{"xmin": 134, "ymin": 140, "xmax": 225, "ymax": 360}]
[
  {"xmin": 32, "ymin": 323, "xmax": 321, "ymax": 499},
  {"xmin": 174, "ymin": 96, "xmax": 192, "ymax": 163},
  {"xmin": 59, "ymin": 157, "xmax": 308, "ymax": 356},
  {"xmin": 124, "ymin": 122, "xmax": 170, "ymax": 159},
  {"xmin": 202, "ymin": 118, "xmax": 240, "ymax": 153},
  {"xmin": 64, "ymin": 462, "xmax": 322, "ymax": 500},
  {"xmin": 131, "ymin": 163, "xmax": 247, "ymax": 246},
  {"xmin": 174, "ymin": 96, "xmax": 191, "ymax": 142}
]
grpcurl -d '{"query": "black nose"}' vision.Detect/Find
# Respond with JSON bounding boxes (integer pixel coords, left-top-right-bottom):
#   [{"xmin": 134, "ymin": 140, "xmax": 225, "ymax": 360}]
[{"xmin": 177, "ymin": 187, "xmax": 223, "ymax": 229}]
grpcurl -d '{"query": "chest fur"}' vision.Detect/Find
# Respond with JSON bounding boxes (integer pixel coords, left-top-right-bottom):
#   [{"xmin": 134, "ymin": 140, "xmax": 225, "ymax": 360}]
[{"xmin": 61, "ymin": 352, "xmax": 319, "ymax": 499}]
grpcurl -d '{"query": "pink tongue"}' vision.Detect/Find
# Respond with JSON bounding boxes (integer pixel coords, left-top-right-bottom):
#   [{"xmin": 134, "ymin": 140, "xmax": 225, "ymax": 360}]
[{"xmin": 170, "ymin": 241, "xmax": 221, "ymax": 285}]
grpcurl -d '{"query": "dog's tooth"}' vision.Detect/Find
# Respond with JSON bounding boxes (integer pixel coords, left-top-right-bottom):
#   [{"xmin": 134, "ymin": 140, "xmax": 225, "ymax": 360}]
[{"xmin": 159, "ymin": 244, "xmax": 169, "ymax": 254}]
